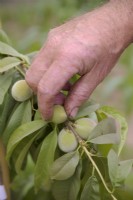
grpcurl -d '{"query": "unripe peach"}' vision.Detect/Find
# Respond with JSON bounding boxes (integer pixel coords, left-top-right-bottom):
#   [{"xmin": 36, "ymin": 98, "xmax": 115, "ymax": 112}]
[
  {"xmin": 74, "ymin": 118, "xmax": 97, "ymax": 140},
  {"xmin": 58, "ymin": 128, "xmax": 78, "ymax": 153},
  {"xmin": 52, "ymin": 105, "xmax": 67, "ymax": 124},
  {"xmin": 11, "ymin": 80, "xmax": 33, "ymax": 102}
]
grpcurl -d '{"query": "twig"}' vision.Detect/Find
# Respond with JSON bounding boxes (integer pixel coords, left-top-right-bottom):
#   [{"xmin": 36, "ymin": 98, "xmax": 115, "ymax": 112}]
[
  {"xmin": 0, "ymin": 138, "xmax": 11, "ymax": 200},
  {"xmin": 67, "ymin": 121, "xmax": 117, "ymax": 200}
]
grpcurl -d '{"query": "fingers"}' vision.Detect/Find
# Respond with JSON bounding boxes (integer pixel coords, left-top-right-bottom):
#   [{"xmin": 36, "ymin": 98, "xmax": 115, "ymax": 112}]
[
  {"xmin": 25, "ymin": 45, "xmax": 53, "ymax": 92},
  {"xmin": 54, "ymin": 93, "xmax": 66, "ymax": 105},
  {"xmin": 37, "ymin": 59, "xmax": 79, "ymax": 120},
  {"xmin": 65, "ymin": 63, "xmax": 106, "ymax": 118}
]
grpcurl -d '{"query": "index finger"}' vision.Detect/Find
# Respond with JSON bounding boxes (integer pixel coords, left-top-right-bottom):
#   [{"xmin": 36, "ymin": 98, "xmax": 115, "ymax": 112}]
[
  {"xmin": 25, "ymin": 44, "xmax": 53, "ymax": 92},
  {"xmin": 37, "ymin": 58, "xmax": 79, "ymax": 120}
]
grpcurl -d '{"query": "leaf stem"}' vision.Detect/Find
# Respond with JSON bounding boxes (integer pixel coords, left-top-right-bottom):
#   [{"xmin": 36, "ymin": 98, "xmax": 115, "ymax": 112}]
[
  {"xmin": 15, "ymin": 66, "xmax": 25, "ymax": 77},
  {"xmin": 92, "ymin": 166, "xmax": 95, "ymax": 176}
]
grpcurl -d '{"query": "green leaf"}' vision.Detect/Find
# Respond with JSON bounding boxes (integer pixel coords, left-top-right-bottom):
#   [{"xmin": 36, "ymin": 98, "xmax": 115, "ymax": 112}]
[
  {"xmin": 75, "ymin": 100, "xmax": 100, "ymax": 119},
  {"xmin": 0, "ymin": 56, "xmax": 22, "ymax": 73},
  {"xmin": 98, "ymin": 106, "xmax": 128, "ymax": 155},
  {"xmin": 88, "ymin": 117, "xmax": 119, "ymax": 141},
  {"xmin": 7, "ymin": 120, "xmax": 46, "ymax": 162},
  {"xmin": 0, "ymin": 28, "xmax": 11, "ymax": 44},
  {"xmin": 52, "ymin": 162, "xmax": 82, "ymax": 200},
  {"xmin": 0, "ymin": 92, "xmax": 16, "ymax": 135},
  {"xmin": 89, "ymin": 133, "xmax": 120, "ymax": 144},
  {"xmin": 34, "ymin": 109, "xmax": 42, "ymax": 120},
  {"xmin": 88, "ymin": 112, "xmax": 98, "ymax": 123},
  {"xmin": 80, "ymin": 176, "xmax": 100, "ymax": 200},
  {"xmin": 27, "ymin": 51, "xmax": 38, "ymax": 63},
  {"xmin": 107, "ymin": 150, "xmax": 119, "ymax": 185},
  {"xmin": 0, "ymin": 70, "xmax": 13, "ymax": 104},
  {"xmin": 115, "ymin": 160, "xmax": 133, "ymax": 187},
  {"xmin": 51, "ymin": 151, "xmax": 79, "ymax": 180},
  {"xmin": 3, "ymin": 100, "xmax": 32, "ymax": 144},
  {"xmin": 35, "ymin": 129, "xmax": 57, "ymax": 192},
  {"xmin": 97, "ymin": 144, "xmax": 113, "ymax": 157},
  {"xmin": 14, "ymin": 128, "xmax": 44, "ymax": 173},
  {"xmin": 0, "ymin": 41, "xmax": 29, "ymax": 64},
  {"xmin": 108, "ymin": 150, "xmax": 133, "ymax": 187}
]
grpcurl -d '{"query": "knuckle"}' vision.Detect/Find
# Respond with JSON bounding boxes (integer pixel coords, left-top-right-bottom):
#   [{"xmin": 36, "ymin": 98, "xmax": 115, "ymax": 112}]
[
  {"xmin": 47, "ymin": 29, "xmax": 61, "ymax": 46},
  {"xmin": 48, "ymin": 28, "xmax": 57, "ymax": 37}
]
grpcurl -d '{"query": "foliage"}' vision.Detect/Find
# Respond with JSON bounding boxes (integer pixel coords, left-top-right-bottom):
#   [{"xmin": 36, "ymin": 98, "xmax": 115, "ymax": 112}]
[{"xmin": 0, "ymin": 31, "xmax": 133, "ymax": 199}]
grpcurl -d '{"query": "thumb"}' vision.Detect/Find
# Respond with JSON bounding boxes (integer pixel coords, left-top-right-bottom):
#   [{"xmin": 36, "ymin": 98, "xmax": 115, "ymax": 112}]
[{"xmin": 65, "ymin": 66, "xmax": 104, "ymax": 118}]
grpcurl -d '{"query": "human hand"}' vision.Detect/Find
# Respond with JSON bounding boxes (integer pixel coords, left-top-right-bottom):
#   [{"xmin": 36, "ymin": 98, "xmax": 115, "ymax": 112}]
[{"xmin": 26, "ymin": 1, "xmax": 133, "ymax": 120}]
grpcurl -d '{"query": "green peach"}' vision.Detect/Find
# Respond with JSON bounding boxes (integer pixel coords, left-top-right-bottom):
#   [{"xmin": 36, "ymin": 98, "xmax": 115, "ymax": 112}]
[
  {"xmin": 74, "ymin": 118, "xmax": 97, "ymax": 140},
  {"xmin": 52, "ymin": 105, "xmax": 67, "ymax": 124},
  {"xmin": 58, "ymin": 128, "xmax": 78, "ymax": 152},
  {"xmin": 11, "ymin": 80, "xmax": 33, "ymax": 102}
]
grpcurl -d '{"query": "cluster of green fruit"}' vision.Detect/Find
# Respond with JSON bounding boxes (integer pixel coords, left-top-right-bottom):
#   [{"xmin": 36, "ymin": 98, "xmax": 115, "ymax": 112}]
[
  {"xmin": 4, "ymin": 77, "xmax": 131, "ymax": 200},
  {"xmin": 49, "ymin": 104, "xmax": 97, "ymax": 153},
  {"xmin": 11, "ymin": 79, "xmax": 97, "ymax": 153}
]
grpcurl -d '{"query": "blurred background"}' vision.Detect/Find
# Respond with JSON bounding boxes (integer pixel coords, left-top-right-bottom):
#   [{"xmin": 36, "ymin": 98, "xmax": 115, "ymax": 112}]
[{"xmin": 0, "ymin": 0, "xmax": 133, "ymax": 199}]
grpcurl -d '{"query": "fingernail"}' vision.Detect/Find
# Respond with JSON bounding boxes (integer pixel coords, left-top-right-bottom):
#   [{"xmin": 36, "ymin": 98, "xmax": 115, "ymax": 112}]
[{"xmin": 69, "ymin": 107, "xmax": 78, "ymax": 118}]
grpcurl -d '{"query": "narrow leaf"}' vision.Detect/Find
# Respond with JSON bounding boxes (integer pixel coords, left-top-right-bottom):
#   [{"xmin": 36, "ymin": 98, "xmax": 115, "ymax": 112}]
[
  {"xmin": 0, "ymin": 70, "xmax": 13, "ymax": 104},
  {"xmin": 15, "ymin": 129, "xmax": 43, "ymax": 173},
  {"xmin": 34, "ymin": 109, "xmax": 42, "ymax": 120},
  {"xmin": 52, "ymin": 162, "xmax": 82, "ymax": 200},
  {"xmin": 107, "ymin": 150, "xmax": 119, "ymax": 185},
  {"xmin": 0, "ymin": 92, "xmax": 15, "ymax": 135},
  {"xmin": 35, "ymin": 129, "xmax": 57, "ymax": 192},
  {"xmin": 51, "ymin": 151, "xmax": 79, "ymax": 180},
  {"xmin": 89, "ymin": 133, "xmax": 120, "ymax": 144},
  {"xmin": 88, "ymin": 117, "xmax": 119, "ymax": 141},
  {"xmin": 80, "ymin": 176, "xmax": 100, "ymax": 200},
  {"xmin": 0, "ymin": 56, "xmax": 21, "ymax": 73},
  {"xmin": 3, "ymin": 100, "xmax": 32, "ymax": 144},
  {"xmin": 115, "ymin": 160, "xmax": 133, "ymax": 187},
  {"xmin": 7, "ymin": 120, "xmax": 46, "ymax": 162},
  {"xmin": 108, "ymin": 150, "xmax": 133, "ymax": 187},
  {"xmin": 76, "ymin": 100, "xmax": 100, "ymax": 119},
  {"xmin": 0, "ymin": 28, "xmax": 11, "ymax": 44},
  {"xmin": 0, "ymin": 41, "xmax": 29, "ymax": 63},
  {"xmin": 98, "ymin": 106, "xmax": 128, "ymax": 155}
]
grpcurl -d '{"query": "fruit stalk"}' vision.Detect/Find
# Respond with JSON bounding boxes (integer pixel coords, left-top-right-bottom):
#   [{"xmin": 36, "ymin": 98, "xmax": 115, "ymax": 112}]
[{"xmin": 66, "ymin": 121, "xmax": 83, "ymax": 145}]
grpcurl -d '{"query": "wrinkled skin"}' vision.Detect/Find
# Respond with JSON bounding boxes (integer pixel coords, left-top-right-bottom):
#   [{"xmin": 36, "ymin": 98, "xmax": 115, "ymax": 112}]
[{"xmin": 26, "ymin": 0, "xmax": 133, "ymax": 120}]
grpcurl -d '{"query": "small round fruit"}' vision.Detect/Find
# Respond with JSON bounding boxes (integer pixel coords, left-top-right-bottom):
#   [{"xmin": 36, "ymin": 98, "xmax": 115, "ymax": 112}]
[
  {"xmin": 58, "ymin": 128, "xmax": 78, "ymax": 153},
  {"xmin": 11, "ymin": 80, "xmax": 33, "ymax": 102},
  {"xmin": 52, "ymin": 105, "xmax": 67, "ymax": 124},
  {"xmin": 74, "ymin": 118, "xmax": 97, "ymax": 140}
]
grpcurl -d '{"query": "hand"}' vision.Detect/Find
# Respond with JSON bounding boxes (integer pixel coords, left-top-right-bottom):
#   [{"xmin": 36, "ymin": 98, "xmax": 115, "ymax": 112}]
[{"xmin": 26, "ymin": 1, "xmax": 133, "ymax": 120}]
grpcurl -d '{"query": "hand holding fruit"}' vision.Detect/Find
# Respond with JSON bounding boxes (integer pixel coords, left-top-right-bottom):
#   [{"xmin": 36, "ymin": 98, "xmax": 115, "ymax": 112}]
[{"xmin": 26, "ymin": 0, "xmax": 133, "ymax": 121}]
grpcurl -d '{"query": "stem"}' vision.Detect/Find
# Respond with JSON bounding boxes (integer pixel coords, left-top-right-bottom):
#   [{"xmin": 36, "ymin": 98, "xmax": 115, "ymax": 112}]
[
  {"xmin": 83, "ymin": 146, "xmax": 117, "ymax": 200},
  {"xmin": 67, "ymin": 121, "xmax": 117, "ymax": 200},
  {"xmin": 92, "ymin": 166, "xmax": 95, "ymax": 176},
  {"xmin": 67, "ymin": 122, "xmax": 84, "ymax": 144},
  {"xmin": 15, "ymin": 66, "xmax": 25, "ymax": 77},
  {"xmin": 0, "ymin": 139, "xmax": 11, "ymax": 200}
]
